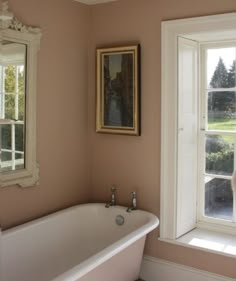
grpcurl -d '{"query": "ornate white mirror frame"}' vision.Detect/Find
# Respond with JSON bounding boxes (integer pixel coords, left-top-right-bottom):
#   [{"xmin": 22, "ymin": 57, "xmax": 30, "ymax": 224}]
[{"xmin": 0, "ymin": 1, "xmax": 41, "ymax": 187}]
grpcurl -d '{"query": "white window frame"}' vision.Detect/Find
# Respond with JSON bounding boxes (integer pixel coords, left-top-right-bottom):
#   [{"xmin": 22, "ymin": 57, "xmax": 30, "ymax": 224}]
[
  {"xmin": 197, "ymin": 41, "xmax": 236, "ymax": 230},
  {"xmin": 161, "ymin": 12, "xmax": 236, "ymax": 241},
  {"xmin": 0, "ymin": 12, "xmax": 41, "ymax": 187}
]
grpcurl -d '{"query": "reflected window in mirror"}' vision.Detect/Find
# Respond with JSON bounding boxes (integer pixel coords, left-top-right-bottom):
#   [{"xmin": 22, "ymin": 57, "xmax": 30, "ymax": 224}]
[
  {"xmin": 0, "ymin": 41, "xmax": 26, "ymax": 172},
  {"xmin": 0, "ymin": 0, "xmax": 41, "ymax": 187}
]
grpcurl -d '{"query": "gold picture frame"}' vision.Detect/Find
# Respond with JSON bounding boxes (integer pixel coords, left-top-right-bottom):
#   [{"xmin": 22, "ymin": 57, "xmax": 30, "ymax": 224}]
[{"xmin": 96, "ymin": 44, "xmax": 141, "ymax": 135}]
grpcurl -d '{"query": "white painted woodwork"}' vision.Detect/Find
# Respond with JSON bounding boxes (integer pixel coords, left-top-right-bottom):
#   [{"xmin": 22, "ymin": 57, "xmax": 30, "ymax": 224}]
[
  {"xmin": 161, "ymin": 12, "xmax": 236, "ymax": 240},
  {"xmin": 0, "ymin": 229, "xmax": 2, "ymax": 281},
  {"xmin": 176, "ymin": 37, "xmax": 198, "ymax": 238},
  {"xmin": 140, "ymin": 256, "xmax": 234, "ymax": 281}
]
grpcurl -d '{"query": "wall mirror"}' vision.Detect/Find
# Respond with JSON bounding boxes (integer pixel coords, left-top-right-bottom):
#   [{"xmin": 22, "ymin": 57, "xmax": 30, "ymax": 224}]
[{"xmin": 0, "ymin": 1, "xmax": 41, "ymax": 187}]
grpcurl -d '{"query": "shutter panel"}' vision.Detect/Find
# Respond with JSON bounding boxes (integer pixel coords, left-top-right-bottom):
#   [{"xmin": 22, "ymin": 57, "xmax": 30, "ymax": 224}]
[{"xmin": 176, "ymin": 36, "xmax": 198, "ymax": 238}]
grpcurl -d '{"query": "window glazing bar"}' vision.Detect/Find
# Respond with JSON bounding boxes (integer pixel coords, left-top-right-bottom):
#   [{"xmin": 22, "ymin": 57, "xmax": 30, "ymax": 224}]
[
  {"xmin": 205, "ymin": 130, "xmax": 236, "ymax": 136},
  {"xmin": 15, "ymin": 66, "xmax": 19, "ymax": 120},
  {"xmin": 2, "ymin": 66, "xmax": 5, "ymax": 119},
  {"xmin": 11, "ymin": 123, "xmax": 15, "ymax": 170},
  {"xmin": 204, "ymin": 173, "xmax": 232, "ymax": 180},
  {"xmin": 206, "ymin": 88, "xmax": 236, "ymax": 92}
]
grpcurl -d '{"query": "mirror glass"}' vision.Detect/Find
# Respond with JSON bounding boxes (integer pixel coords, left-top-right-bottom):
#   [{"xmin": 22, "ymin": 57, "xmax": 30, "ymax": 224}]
[{"xmin": 0, "ymin": 40, "xmax": 27, "ymax": 172}]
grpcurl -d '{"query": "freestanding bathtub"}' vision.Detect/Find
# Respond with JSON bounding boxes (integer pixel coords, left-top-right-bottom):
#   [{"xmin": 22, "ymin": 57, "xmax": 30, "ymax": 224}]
[{"xmin": 1, "ymin": 203, "xmax": 159, "ymax": 281}]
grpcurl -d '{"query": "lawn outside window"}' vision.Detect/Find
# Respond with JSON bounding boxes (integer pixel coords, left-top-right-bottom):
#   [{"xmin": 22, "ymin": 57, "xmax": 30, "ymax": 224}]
[{"xmin": 161, "ymin": 12, "xmax": 236, "ymax": 256}]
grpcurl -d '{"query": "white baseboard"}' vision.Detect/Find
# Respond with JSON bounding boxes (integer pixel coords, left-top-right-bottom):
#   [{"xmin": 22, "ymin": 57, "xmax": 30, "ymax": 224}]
[{"xmin": 139, "ymin": 255, "xmax": 234, "ymax": 281}]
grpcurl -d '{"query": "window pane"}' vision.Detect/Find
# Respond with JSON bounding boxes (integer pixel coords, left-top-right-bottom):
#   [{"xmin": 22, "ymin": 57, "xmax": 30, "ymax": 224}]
[
  {"xmin": 15, "ymin": 153, "xmax": 24, "ymax": 170},
  {"xmin": 0, "ymin": 124, "xmax": 25, "ymax": 172},
  {"xmin": 208, "ymin": 91, "xmax": 236, "ymax": 131},
  {"xmin": 205, "ymin": 135, "xmax": 234, "ymax": 176},
  {"xmin": 207, "ymin": 48, "xmax": 236, "ymax": 88},
  {"xmin": 205, "ymin": 177, "xmax": 233, "ymax": 221},
  {"xmin": 18, "ymin": 66, "xmax": 25, "ymax": 121},
  {"xmin": 5, "ymin": 94, "xmax": 15, "ymax": 119},
  {"xmin": 0, "ymin": 42, "xmax": 28, "ymax": 179},
  {"xmin": 1, "ymin": 151, "xmax": 11, "ymax": 161},
  {"xmin": 18, "ymin": 94, "xmax": 25, "ymax": 121},
  {"xmin": 1, "ymin": 124, "xmax": 11, "ymax": 150},
  {"xmin": 18, "ymin": 66, "xmax": 25, "ymax": 94},
  {"xmin": 1, "ymin": 151, "xmax": 12, "ymax": 172},
  {"xmin": 4, "ymin": 65, "xmax": 16, "ymax": 93},
  {"xmin": 15, "ymin": 124, "xmax": 24, "ymax": 152},
  {"xmin": 0, "ymin": 94, "xmax": 4, "ymax": 118}
]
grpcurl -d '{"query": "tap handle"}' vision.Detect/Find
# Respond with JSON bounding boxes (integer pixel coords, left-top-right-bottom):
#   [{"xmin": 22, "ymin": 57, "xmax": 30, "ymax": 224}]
[
  {"xmin": 131, "ymin": 191, "xmax": 136, "ymax": 198},
  {"xmin": 111, "ymin": 185, "xmax": 117, "ymax": 193}
]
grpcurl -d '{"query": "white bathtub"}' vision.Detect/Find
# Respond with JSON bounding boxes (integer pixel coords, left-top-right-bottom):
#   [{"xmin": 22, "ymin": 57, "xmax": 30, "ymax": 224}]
[{"xmin": 1, "ymin": 203, "xmax": 159, "ymax": 281}]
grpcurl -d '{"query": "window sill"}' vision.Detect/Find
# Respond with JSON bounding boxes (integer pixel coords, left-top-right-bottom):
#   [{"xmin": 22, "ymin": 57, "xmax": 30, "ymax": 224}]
[{"xmin": 159, "ymin": 228, "xmax": 236, "ymax": 258}]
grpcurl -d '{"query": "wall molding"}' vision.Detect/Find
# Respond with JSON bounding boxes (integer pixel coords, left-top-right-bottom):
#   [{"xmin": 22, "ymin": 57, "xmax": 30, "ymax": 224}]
[
  {"xmin": 139, "ymin": 256, "xmax": 234, "ymax": 281},
  {"xmin": 74, "ymin": 0, "xmax": 117, "ymax": 5}
]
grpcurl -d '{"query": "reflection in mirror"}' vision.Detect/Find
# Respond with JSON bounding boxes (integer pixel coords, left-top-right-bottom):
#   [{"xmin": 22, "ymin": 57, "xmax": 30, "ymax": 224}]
[
  {"xmin": 0, "ymin": 41, "xmax": 26, "ymax": 172},
  {"xmin": 0, "ymin": 0, "xmax": 41, "ymax": 187}
]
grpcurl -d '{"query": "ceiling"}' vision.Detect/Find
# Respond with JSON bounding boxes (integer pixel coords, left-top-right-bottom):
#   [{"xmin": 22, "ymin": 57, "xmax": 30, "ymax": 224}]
[{"xmin": 74, "ymin": 0, "xmax": 118, "ymax": 5}]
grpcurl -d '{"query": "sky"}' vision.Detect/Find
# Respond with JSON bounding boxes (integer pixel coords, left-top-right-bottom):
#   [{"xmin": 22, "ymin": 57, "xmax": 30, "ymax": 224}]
[{"xmin": 207, "ymin": 47, "xmax": 236, "ymax": 85}]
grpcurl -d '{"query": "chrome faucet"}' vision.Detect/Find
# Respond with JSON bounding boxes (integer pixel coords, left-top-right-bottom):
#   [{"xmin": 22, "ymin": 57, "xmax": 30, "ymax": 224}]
[
  {"xmin": 105, "ymin": 185, "xmax": 117, "ymax": 208},
  {"xmin": 127, "ymin": 191, "xmax": 137, "ymax": 212}
]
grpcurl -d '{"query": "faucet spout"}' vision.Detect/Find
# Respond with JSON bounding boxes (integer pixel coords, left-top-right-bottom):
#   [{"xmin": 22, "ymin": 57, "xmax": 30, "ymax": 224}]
[
  {"xmin": 105, "ymin": 185, "xmax": 117, "ymax": 208},
  {"xmin": 127, "ymin": 191, "xmax": 137, "ymax": 212}
]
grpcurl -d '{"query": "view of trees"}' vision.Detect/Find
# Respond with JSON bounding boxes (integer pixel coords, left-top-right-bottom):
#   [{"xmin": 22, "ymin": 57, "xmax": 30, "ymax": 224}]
[
  {"xmin": 208, "ymin": 58, "xmax": 236, "ymax": 112},
  {"xmin": 206, "ymin": 135, "xmax": 233, "ymax": 175},
  {"xmin": 4, "ymin": 65, "xmax": 25, "ymax": 120}
]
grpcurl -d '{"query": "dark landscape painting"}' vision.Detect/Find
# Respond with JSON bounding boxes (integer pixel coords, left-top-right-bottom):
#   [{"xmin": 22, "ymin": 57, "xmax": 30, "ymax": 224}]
[{"xmin": 103, "ymin": 52, "xmax": 134, "ymax": 128}]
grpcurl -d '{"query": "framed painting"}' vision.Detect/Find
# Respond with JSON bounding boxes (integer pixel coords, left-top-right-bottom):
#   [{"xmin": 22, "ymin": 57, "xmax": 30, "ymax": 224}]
[{"xmin": 96, "ymin": 44, "xmax": 141, "ymax": 135}]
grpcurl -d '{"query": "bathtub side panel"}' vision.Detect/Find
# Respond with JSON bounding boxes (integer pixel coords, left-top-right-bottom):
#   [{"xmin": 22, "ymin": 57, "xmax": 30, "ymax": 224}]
[
  {"xmin": 0, "ymin": 228, "xmax": 2, "ymax": 281},
  {"xmin": 77, "ymin": 237, "xmax": 146, "ymax": 281}
]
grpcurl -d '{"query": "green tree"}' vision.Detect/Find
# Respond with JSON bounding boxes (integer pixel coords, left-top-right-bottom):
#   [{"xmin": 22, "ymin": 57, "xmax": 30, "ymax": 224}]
[
  {"xmin": 227, "ymin": 60, "xmax": 236, "ymax": 88},
  {"xmin": 210, "ymin": 57, "xmax": 228, "ymax": 88},
  {"xmin": 4, "ymin": 65, "xmax": 25, "ymax": 120},
  {"xmin": 206, "ymin": 135, "xmax": 233, "ymax": 175},
  {"xmin": 18, "ymin": 69, "xmax": 25, "ymax": 121},
  {"xmin": 209, "ymin": 58, "xmax": 234, "ymax": 112},
  {"xmin": 5, "ymin": 65, "xmax": 16, "ymax": 120}
]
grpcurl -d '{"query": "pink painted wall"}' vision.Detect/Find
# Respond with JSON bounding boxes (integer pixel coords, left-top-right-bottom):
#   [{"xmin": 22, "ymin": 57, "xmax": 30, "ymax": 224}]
[
  {"xmin": 0, "ymin": 0, "xmax": 91, "ymax": 229},
  {"xmin": 89, "ymin": 0, "xmax": 236, "ymax": 278},
  {"xmin": 1, "ymin": 0, "xmax": 236, "ymax": 279}
]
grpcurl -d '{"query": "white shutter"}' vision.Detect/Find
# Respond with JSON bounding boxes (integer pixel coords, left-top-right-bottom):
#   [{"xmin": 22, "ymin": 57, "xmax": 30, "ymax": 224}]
[{"xmin": 176, "ymin": 37, "xmax": 198, "ymax": 238}]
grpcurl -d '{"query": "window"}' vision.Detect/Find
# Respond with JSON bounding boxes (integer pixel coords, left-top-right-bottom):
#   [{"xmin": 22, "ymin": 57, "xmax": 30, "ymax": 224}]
[
  {"xmin": 161, "ymin": 13, "xmax": 236, "ymax": 247},
  {"xmin": 0, "ymin": 5, "xmax": 41, "ymax": 187},
  {"xmin": 200, "ymin": 43, "xmax": 236, "ymax": 225},
  {"xmin": 0, "ymin": 42, "xmax": 26, "ymax": 173}
]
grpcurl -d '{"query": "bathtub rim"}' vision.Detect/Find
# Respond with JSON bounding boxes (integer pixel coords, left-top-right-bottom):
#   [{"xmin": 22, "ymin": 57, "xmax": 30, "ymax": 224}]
[{"xmin": 2, "ymin": 203, "xmax": 158, "ymax": 237}]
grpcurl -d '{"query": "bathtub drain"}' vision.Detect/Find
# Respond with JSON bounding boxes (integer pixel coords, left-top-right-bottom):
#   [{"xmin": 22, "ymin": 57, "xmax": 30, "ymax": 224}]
[{"xmin": 115, "ymin": 215, "xmax": 125, "ymax": 226}]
